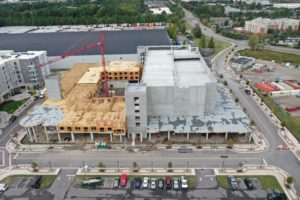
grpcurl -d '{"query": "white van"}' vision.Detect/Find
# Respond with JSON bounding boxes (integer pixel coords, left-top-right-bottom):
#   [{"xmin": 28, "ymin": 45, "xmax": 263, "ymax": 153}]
[{"xmin": 0, "ymin": 183, "xmax": 8, "ymax": 192}]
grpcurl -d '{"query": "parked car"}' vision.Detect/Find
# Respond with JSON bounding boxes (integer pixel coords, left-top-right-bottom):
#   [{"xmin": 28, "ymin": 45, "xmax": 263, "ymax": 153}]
[
  {"xmin": 150, "ymin": 178, "xmax": 157, "ymax": 190},
  {"xmin": 81, "ymin": 176, "xmax": 102, "ymax": 188},
  {"xmin": 165, "ymin": 176, "xmax": 172, "ymax": 189},
  {"xmin": 173, "ymin": 178, "xmax": 180, "ymax": 190},
  {"xmin": 113, "ymin": 177, "xmax": 119, "ymax": 188},
  {"xmin": 120, "ymin": 174, "xmax": 128, "ymax": 187},
  {"xmin": 0, "ymin": 183, "xmax": 8, "ymax": 192},
  {"xmin": 143, "ymin": 177, "xmax": 149, "ymax": 188},
  {"xmin": 268, "ymin": 189, "xmax": 288, "ymax": 200},
  {"xmin": 244, "ymin": 178, "xmax": 254, "ymax": 189},
  {"xmin": 31, "ymin": 176, "xmax": 42, "ymax": 189},
  {"xmin": 34, "ymin": 96, "xmax": 39, "ymax": 101},
  {"xmin": 181, "ymin": 176, "xmax": 188, "ymax": 189},
  {"xmin": 228, "ymin": 176, "xmax": 239, "ymax": 190},
  {"xmin": 134, "ymin": 178, "xmax": 142, "ymax": 189},
  {"xmin": 158, "ymin": 179, "xmax": 164, "ymax": 189},
  {"xmin": 8, "ymin": 115, "xmax": 17, "ymax": 124}
]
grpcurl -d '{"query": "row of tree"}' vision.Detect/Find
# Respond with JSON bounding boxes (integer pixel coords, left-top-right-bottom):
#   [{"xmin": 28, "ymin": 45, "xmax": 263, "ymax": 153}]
[{"xmin": 0, "ymin": 0, "xmax": 168, "ymax": 26}]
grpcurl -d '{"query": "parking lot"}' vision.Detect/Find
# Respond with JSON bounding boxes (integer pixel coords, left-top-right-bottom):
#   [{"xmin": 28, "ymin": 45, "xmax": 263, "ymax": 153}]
[{"xmin": 2, "ymin": 169, "xmax": 281, "ymax": 200}]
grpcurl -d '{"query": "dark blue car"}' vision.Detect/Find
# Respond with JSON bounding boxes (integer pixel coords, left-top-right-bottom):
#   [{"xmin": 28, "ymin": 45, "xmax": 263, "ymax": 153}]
[{"xmin": 134, "ymin": 178, "xmax": 142, "ymax": 189}]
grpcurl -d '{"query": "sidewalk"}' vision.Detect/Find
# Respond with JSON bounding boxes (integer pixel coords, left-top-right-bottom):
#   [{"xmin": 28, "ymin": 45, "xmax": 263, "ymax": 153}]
[
  {"xmin": 0, "ymin": 166, "xmax": 60, "ymax": 181},
  {"xmin": 216, "ymin": 165, "xmax": 299, "ymax": 200}
]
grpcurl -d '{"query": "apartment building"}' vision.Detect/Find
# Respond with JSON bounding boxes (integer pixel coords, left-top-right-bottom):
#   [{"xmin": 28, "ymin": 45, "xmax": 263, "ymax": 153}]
[
  {"xmin": 244, "ymin": 17, "xmax": 300, "ymax": 34},
  {"xmin": 0, "ymin": 50, "xmax": 49, "ymax": 103}
]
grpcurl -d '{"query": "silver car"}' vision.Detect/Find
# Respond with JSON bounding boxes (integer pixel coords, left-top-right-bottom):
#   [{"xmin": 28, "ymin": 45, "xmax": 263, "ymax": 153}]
[{"xmin": 173, "ymin": 178, "xmax": 180, "ymax": 190}]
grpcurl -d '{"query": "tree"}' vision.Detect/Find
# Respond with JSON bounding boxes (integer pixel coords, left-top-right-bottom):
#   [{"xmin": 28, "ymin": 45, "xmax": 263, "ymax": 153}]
[
  {"xmin": 287, "ymin": 176, "xmax": 294, "ymax": 185},
  {"xmin": 248, "ymin": 34, "xmax": 259, "ymax": 50},
  {"xmin": 199, "ymin": 35, "xmax": 206, "ymax": 49},
  {"xmin": 167, "ymin": 24, "xmax": 177, "ymax": 40},
  {"xmin": 208, "ymin": 37, "xmax": 215, "ymax": 49},
  {"xmin": 235, "ymin": 98, "xmax": 239, "ymax": 104},
  {"xmin": 178, "ymin": 23, "xmax": 186, "ymax": 34},
  {"xmin": 296, "ymin": 40, "xmax": 300, "ymax": 49},
  {"xmin": 167, "ymin": 162, "xmax": 173, "ymax": 169},
  {"xmin": 225, "ymin": 138, "xmax": 234, "ymax": 148},
  {"xmin": 98, "ymin": 161, "xmax": 105, "ymax": 172},
  {"xmin": 224, "ymin": 81, "xmax": 228, "ymax": 86},
  {"xmin": 250, "ymin": 120, "xmax": 255, "ymax": 126},
  {"xmin": 132, "ymin": 161, "xmax": 138, "ymax": 169},
  {"xmin": 192, "ymin": 25, "xmax": 202, "ymax": 38},
  {"xmin": 31, "ymin": 162, "xmax": 38, "ymax": 171}
]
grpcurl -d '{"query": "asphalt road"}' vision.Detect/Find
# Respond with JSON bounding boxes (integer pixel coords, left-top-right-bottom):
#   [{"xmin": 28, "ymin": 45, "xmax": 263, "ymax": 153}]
[{"xmin": 182, "ymin": 6, "xmax": 300, "ymax": 193}]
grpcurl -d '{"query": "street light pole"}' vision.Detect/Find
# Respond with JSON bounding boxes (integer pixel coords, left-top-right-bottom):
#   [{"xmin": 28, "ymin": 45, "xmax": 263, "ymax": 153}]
[
  {"xmin": 49, "ymin": 161, "xmax": 53, "ymax": 172},
  {"xmin": 151, "ymin": 161, "xmax": 153, "ymax": 172},
  {"xmin": 186, "ymin": 161, "xmax": 189, "ymax": 172}
]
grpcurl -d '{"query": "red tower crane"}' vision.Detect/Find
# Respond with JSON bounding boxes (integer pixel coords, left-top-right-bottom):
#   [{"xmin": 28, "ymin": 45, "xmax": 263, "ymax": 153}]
[{"xmin": 37, "ymin": 33, "xmax": 109, "ymax": 97}]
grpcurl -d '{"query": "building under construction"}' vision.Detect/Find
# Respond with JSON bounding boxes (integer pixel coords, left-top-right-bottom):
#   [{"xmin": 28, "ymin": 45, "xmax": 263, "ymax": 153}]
[
  {"xmin": 20, "ymin": 61, "xmax": 140, "ymax": 143},
  {"xmin": 20, "ymin": 45, "xmax": 251, "ymax": 144}
]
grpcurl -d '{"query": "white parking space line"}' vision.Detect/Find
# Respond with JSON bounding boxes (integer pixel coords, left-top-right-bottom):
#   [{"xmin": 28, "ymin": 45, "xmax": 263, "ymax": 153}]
[
  {"xmin": 199, "ymin": 177, "xmax": 202, "ymax": 182},
  {"xmin": 210, "ymin": 177, "xmax": 213, "ymax": 181},
  {"xmin": 263, "ymin": 158, "xmax": 268, "ymax": 166},
  {"xmin": 57, "ymin": 176, "xmax": 61, "ymax": 181}
]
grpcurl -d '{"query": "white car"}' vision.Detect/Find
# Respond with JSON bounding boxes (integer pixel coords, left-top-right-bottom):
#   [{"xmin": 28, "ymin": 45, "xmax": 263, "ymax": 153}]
[
  {"xmin": 181, "ymin": 176, "xmax": 188, "ymax": 189},
  {"xmin": 143, "ymin": 177, "xmax": 149, "ymax": 188},
  {"xmin": 0, "ymin": 183, "xmax": 8, "ymax": 192}
]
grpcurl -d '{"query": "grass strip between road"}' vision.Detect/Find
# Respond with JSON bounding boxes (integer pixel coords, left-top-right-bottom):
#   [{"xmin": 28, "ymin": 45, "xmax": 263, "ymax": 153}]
[
  {"xmin": 237, "ymin": 49, "xmax": 300, "ymax": 65},
  {"xmin": 216, "ymin": 175, "xmax": 284, "ymax": 193},
  {"xmin": 75, "ymin": 175, "xmax": 197, "ymax": 189},
  {"xmin": 1, "ymin": 175, "xmax": 56, "ymax": 189},
  {"xmin": 0, "ymin": 99, "xmax": 28, "ymax": 114}
]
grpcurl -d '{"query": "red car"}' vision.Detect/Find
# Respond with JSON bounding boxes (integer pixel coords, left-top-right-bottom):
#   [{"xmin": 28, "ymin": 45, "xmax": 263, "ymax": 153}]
[
  {"xmin": 165, "ymin": 176, "xmax": 172, "ymax": 189},
  {"xmin": 120, "ymin": 174, "xmax": 128, "ymax": 187}
]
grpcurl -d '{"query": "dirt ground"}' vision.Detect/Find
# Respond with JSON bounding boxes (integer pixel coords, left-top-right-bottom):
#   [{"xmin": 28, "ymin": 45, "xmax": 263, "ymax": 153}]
[{"xmin": 242, "ymin": 59, "xmax": 300, "ymax": 85}]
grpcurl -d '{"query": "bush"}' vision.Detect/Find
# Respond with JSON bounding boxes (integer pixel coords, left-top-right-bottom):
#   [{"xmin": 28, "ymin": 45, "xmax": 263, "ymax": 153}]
[
  {"xmin": 286, "ymin": 176, "xmax": 294, "ymax": 184},
  {"xmin": 98, "ymin": 162, "xmax": 105, "ymax": 172}
]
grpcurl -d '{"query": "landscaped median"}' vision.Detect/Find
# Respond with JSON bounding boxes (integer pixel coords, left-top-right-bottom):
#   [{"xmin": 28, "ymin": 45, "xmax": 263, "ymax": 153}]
[
  {"xmin": 215, "ymin": 165, "xmax": 298, "ymax": 200},
  {"xmin": 0, "ymin": 166, "xmax": 60, "ymax": 189}
]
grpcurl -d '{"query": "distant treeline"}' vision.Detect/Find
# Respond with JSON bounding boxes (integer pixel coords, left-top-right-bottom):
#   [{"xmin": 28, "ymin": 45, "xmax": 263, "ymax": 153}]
[{"xmin": 0, "ymin": 0, "xmax": 168, "ymax": 26}]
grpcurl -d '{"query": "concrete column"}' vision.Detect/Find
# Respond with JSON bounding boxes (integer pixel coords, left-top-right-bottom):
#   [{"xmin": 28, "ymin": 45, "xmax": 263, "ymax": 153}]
[
  {"xmin": 119, "ymin": 134, "xmax": 123, "ymax": 143},
  {"xmin": 44, "ymin": 126, "xmax": 49, "ymax": 142},
  {"xmin": 248, "ymin": 133, "xmax": 252, "ymax": 143},
  {"xmin": 140, "ymin": 133, "xmax": 143, "ymax": 143},
  {"xmin": 225, "ymin": 132, "xmax": 228, "ymax": 140},
  {"xmin": 132, "ymin": 132, "xmax": 135, "ymax": 146},
  {"xmin": 31, "ymin": 127, "xmax": 38, "ymax": 143},
  {"xmin": 90, "ymin": 132, "xmax": 94, "ymax": 141},
  {"xmin": 167, "ymin": 130, "xmax": 170, "ymax": 140},
  {"xmin": 187, "ymin": 133, "xmax": 189, "ymax": 140},
  {"xmin": 206, "ymin": 132, "xmax": 209, "ymax": 141},
  {"xmin": 110, "ymin": 133, "xmax": 113, "ymax": 142},
  {"xmin": 71, "ymin": 132, "xmax": 75, "ymax": 142},
  {"xmin": 26, "ymin": 128, "xmax": 33, "ymax": 142},
  {"xmin": 57, "ymin": 133, "xmax": 61, "ymax": 142}
]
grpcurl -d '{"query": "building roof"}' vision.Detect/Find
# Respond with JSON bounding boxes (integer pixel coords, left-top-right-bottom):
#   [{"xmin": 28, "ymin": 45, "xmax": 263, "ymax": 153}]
[
  {"xmin": 0, "ymin": 50, "xmax": 46, "ymax": 66},
  {"xmin": 0, "ymin": 30, "xmax": 170, "ymax": 56},
  {"xmin": 141, "ymin": 46, "xmax": 216, "ymax": 87}
]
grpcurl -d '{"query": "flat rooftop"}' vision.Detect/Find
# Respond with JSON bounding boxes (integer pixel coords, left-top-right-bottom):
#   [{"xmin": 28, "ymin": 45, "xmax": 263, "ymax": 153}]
[
  {"xmin": 141, "ymin": 46, "xmax": 216, "ymax": 87},
  {"xmin": 0, "ymin": 30, "xmax": 170, "ymax": 56},
  {"xmin": 147, "ymin": 83, "xmax": 251, "ymax": 134},
  {"xmin": 0, "ymin": 50, "xmax": 46, "ymax": 65}
]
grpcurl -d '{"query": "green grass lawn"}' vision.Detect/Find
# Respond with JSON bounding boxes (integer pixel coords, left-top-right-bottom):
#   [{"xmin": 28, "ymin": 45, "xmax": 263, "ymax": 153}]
[
  {"xmin": 75, "ymin": 175, "xmax": 197, "ymax": 189},
  {"xmin": 194, "ymin": 35, "xmax": 231, "ymax": 54},
  {"xmin": 237, "ymin": 49, "xmax": 300, "ymax": 65},
  {"xmin": 1, "ymin": 175, "xmax": 56, "ymax": 189},
  {"xmin": 216, "ymin": 175, "xmax": 283, "ymax": 192},
  {"xmin": 253, "ymin": 88, "xmax": 300, "ymax": 141},
  {"xmin": 0, "ymin": 99, "xmax": 28, "ymax": 114}
]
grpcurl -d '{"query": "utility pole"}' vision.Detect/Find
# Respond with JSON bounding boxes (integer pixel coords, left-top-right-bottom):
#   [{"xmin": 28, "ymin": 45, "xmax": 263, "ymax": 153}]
[
  {"xmin": 13, "ymin": 159, "xmax": 18, "ymax": 168},
  {"xmin": 186, "ymin": 161, "xmax": 189, "ymax": 172},
  {"xmin": 151, "ymin": 161, "xmax": 153, "ymax": 172},
  {"xmin": 49, "ymin": 161, "xmax": 53, "ymax": 172}
]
